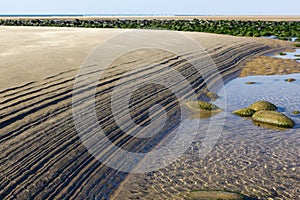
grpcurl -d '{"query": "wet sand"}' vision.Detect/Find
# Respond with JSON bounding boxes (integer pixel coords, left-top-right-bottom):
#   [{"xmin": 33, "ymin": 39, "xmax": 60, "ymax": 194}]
[
  {"xmin": 114, "ymin": 116, "xmax": 299, "ymax": 199},
  {"xmin": 239, "ymin": 56, "xmax": 300, "ymax": 77},
  {"xmin": 0, "ymin": 26, "xmax": 298, "ymax": 199},
  {"xmin": 113, "ymin": 57, "xmax": 300, "ymax": 199}
]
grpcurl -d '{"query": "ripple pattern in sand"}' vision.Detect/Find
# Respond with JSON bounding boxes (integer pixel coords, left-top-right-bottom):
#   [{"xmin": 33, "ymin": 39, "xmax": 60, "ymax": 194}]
[{"xmin": 0, "ymin": 42, "xmax": 273, "ymax": 199}]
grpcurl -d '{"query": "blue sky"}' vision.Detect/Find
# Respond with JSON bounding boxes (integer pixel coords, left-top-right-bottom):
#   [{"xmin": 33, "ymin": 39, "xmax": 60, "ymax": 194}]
[{"xmin": 0, "ymin": 0, "xmax": 299, "ymax": 15}]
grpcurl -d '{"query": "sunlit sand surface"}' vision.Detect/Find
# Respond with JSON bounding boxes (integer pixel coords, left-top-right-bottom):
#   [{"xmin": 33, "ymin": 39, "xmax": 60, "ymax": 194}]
[{"xmin": 0, "ymin": 26, "xmax": 298, "ymax": 199}]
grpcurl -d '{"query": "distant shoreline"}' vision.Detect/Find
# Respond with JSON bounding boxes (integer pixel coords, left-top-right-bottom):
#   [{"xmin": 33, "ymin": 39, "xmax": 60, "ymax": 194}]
[
  {"xmin": 1, "ymin": 15, "xmax": 300, "ymax": 21},
  {"xmin": 1, "ymin": 17, "xmax": 299, "ymax": 41}
]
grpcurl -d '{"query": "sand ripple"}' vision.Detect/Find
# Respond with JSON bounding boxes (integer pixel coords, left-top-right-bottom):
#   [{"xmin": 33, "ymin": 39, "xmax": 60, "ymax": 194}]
[{"xmin": 0, "ymin": 30, "xmax": 287, "ymax": 199}]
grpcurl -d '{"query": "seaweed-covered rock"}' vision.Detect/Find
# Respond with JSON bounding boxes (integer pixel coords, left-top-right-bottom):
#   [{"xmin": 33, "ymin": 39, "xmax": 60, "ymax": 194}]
[
  {"xmin": 233, "ymin": 108, "xmax": 256, "ymax": 117},
  {"xmin": 292, "ymin": 110, "xmax": 300, "ymax": 115},
  {"xmin": 185, "ymin": 101, "xmax": 223, "ymax": 118},
  {"xmin": 249, "ymin": 100, "xmax": 277, "ymax": 111},
  {"xmin": 285, "ymin": 78, "xmax": 296, "ymax": 82},
  {"xmin": 279, "ymin": 52, "xmax": 287, "ymax": 56},
  {"xmin": 245, "ymin": 81, "xmax": 256, "ymax": 85},
  {"xmin": 205, "ymin": 91, "xmax": 220, "ymax": 101},
  {"xmin": 185, "ymin": 101, "xmax": 219, "ymax": 111},
  {"xmin": 0, "ymin": 19, "xmax": 299, "ymax": 41},
  {"xmin": 252, "ymin": 111, "xmax": 295, "ymax": 128},
  {"xmin": 178, "ymin": 190, "xmax": 245, "ymax": 200}
]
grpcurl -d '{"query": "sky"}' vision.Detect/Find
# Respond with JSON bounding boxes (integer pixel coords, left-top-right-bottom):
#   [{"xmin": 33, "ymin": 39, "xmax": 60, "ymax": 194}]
[{"xmin": 0, "ymin": 0, "xmax": 299, "ymax": 15}]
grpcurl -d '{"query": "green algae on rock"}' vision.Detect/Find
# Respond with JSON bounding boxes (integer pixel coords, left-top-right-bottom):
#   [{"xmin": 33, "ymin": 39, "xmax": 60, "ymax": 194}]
[
  {"xmin": 1, "ymin": 19, "xmax": 299, "ymax": 41},
  {"xmin": 177, "ymin": 190, "xmax": 245, "ymax": 200},
  {"xmin": 245, "ymin": 81, "xmax": 256, "ymax": 85},
  {"xmin": 233, "ymin": 108, "xmax": 256, "ymax": 117},
  {"xmin": 204, "ymin": 91, "xmax": 220, "ymax": 101},
  {"xmin": 279, "ymin": 52, "xmax": 287, "ymax": 56},
  {"xmin": 185, "ymin": 101, "xmax": 220, "ymax": 111},
  {"xmin": 249, "ymin": 100, "xmax": 277, "ymax": 111},
  {"xmin": 285, "ymin": 78, "xmax": 296, "ymax": 82},
  {"xmin": 292, "ymin": 110, "xmax": 300, "ymax": 115},
  {"xmin": 252, "ymin": 110, "xmax": 295, "ymax": 128},
  {"xmin": 185, "ymin": 101, "xmax": 223, "ymax": 118}
]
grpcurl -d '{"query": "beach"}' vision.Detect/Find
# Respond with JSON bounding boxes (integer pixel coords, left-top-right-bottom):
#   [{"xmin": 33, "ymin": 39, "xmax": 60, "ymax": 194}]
[{"xmin": 0, "ymin": 26, "xmax": 299, "ymax": 199}]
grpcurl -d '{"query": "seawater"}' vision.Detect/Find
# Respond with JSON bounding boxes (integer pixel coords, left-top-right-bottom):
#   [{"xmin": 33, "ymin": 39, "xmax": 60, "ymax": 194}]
[
  {"xmin": 261, "ymin": 35, "xmax": 298, "ymax": 42},
  {"xmin": 273, "ymin": 48, "xmax": 300, "ymax": 62},
  {"xmin": 118, "ymin": 72, "xmax": 300, "ymax": 199},
  {"xmin": 214, "ymin": 73, "xmax": 300, "ymax": 129}
]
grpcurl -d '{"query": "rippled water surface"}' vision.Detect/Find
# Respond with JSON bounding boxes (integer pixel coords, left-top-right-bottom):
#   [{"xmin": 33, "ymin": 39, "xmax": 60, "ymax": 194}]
[
  {"xmin": 215, "ymin": 73, "xmax": 300, "ymax": 129},
  {"xmin": 273, "ymin": 48, "xmax": 300, "ymax": 62},
  {"xmin": 118, "ymin": 73, "xmax": 300, "ymax": 199}
]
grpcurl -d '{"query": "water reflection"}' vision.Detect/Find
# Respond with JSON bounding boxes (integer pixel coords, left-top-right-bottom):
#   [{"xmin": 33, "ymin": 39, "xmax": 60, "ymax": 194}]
[
  {"xmin": 273, "ymin": 48, "xmax": 300, "ymax": 62},
  {"xmin": 214, "ymin": 73, "xmax": 300, "ymax": 129}
]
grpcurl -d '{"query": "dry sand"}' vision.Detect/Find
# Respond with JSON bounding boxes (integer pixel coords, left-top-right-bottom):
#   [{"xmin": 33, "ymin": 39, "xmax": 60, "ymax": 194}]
[
  {"xmin": 0, "ymin": 26, "xmax": 299, "ymax": 199},
  {"xmin": 0, "ymin": 26, "xmax": 126, "ymax": 89},
  {"xmin": 0, "ymin": 26, "xmax": 294, "ymax": 90}
]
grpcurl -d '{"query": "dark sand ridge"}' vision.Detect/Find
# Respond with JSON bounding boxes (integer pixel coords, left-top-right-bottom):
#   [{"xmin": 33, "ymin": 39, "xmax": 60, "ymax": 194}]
[{"xmin": 0, "ymin": 26, "xmax": 298, "ymax": 199}]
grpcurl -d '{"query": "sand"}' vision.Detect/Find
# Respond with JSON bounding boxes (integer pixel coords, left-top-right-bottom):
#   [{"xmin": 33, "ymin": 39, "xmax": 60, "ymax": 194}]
[
  {"xmin": 0, "ymin": 26, "xmax": 295, "ymax": 90},
  {"xmin": 0, "ymin": 26, "xmax": 127, "ymax": 89},
  {"xmin": 0, "ymin": 26, "xmax": 298, "ymax": 199},
  {"xmin": 240, "ymin": 56, "xmax": 300, "ymax": 77}
]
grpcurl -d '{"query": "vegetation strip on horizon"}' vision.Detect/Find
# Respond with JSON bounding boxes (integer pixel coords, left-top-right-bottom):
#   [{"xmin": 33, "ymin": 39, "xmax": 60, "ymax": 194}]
[{"xmin": 0, "ymin": 18, "xmax": 299, "ymax": 41}]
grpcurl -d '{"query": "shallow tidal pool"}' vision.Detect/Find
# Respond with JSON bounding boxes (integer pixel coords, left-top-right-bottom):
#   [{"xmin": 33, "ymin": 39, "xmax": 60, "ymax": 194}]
[
  {"xmin": 273, "ymin": 48, "xmax": 300, "ymax": 62},
  {"xmin": 117, "ymin": 73, "xmax": 300, "ymax": 199},
  {"xmin": 214, "ymin": 73, "xmax": 300, "ymax": 130}
]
